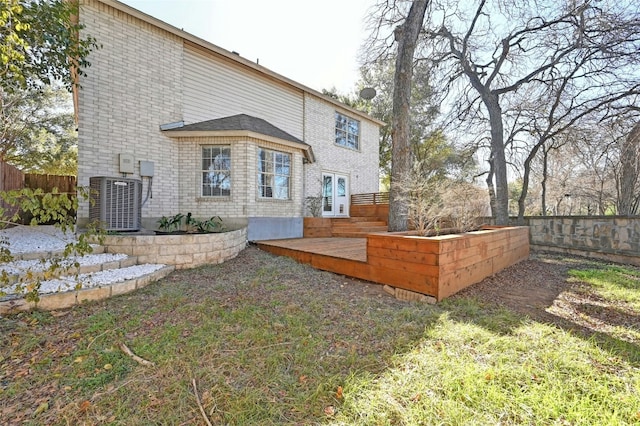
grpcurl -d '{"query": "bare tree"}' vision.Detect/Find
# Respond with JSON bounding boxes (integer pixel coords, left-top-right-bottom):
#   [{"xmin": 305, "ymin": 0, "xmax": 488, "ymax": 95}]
[
  {"xmin": 364, "ymin": 1, "xmax": 640, "ymax": 224},
  {"xmin": 617, "ymin": 122, "xmax": 640, "ymax": 215},
  {"xmin": 388, "ymin": 0, "xmax": 429, "ymax": 232}
]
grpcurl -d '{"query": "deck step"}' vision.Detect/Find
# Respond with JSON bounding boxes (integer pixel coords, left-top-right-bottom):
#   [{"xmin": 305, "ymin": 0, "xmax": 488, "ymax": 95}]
[
  {"xmin": 332, "ymin": 220, "xmax": 387, "ymax": 228},
  {"xmin": 331, "ymin": 231, "xmax": 387, "ymax": 238},
  {"xmin": 328, "ymin": 217, "xmax": 388, "ymax": 238}
]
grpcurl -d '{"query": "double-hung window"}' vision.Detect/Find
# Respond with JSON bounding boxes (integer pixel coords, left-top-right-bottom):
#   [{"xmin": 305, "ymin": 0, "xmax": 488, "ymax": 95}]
[
  {"xmin": 257, "ymin": 148, "xmax": 291, "ymax": 200},
  {"xmin": 202, "ymin": 146, "xmax": 231, "ymax": 197},
  {"xmin": 335, "ymin": 112, "xmax": 360, "ymax": 150}
]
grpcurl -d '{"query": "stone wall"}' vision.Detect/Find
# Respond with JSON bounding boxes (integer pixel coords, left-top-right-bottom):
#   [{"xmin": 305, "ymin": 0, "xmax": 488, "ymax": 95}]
[
  {"xmin": 526, "ymin": 216, "xmax": 640, "ymax": 266},
  {"xmin": 102, "ymin": 228, "xmax": 247, "ymax": 269}
]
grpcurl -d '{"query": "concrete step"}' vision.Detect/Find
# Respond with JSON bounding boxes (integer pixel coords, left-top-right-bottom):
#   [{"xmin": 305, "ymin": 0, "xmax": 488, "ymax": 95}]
[{"xmin": 0, "ymin": 226, "xmax": 176, "ymax": 315}]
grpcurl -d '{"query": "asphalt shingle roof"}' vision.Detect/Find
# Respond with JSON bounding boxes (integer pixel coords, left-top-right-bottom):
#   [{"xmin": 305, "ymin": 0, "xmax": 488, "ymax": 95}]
[{"xmin": 167, "ymin": 114, "xmax": 307, "ymax": 146}]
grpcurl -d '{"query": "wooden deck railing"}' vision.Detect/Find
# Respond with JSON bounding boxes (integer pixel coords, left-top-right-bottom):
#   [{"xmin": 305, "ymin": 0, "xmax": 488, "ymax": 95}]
[{"xmin": 351, "ymin": 192, "xmax": 389, "ymax": 206}]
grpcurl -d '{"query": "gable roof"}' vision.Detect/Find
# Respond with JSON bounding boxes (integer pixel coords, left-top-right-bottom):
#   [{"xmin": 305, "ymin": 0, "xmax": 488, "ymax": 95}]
[
  {"xmin": 95, "ymin": 0, "xmax": 384, "ymax": 127},
  {"xmin": 163, "ymin": 114, "xmax": 315, "ymax": 163}
]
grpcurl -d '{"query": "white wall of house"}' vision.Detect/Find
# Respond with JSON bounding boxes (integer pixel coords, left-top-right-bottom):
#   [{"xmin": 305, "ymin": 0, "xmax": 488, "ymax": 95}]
[
  {"xmin": 303, "ymin": 95, "xmax": 380, "ymax": 201},
  {"xmin": 176, "ymin": 136, "xmax": 304, "ymax": 220},
  {"xmin": 77, "ymin": 0, "xmax": 380, "ymax": 230},
  {"xmin": 78, "ymin": 0, "xmax": 183, "ymax": 221}
]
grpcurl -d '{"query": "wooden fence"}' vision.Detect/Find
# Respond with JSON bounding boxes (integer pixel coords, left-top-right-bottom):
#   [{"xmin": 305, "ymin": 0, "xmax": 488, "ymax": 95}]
[
  {"xmin": 0, "ymin": 162, "xmax": 77, "ymax": 224},
  {"xmin": 0, "ymin": 162, "xmax": 25, "ymax": 219},
  {"xmin": 350, "ymin": 192, "xmax": 389, "ymax": 220},
  {"xmin": 24, "ymin": 174, "xmax": 76, "ymax": 193}
]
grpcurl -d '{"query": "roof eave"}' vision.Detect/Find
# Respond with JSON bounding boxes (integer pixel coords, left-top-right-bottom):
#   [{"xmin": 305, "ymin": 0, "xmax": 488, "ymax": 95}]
[{"xmin": 163, "ymin": 129, "xmax": 315, "ymax": 163}]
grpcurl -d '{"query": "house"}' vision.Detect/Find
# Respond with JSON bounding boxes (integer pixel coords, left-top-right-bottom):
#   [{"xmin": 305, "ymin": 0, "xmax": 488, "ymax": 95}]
[{"xmin": 76, "ymin": 0, "xmax": 382, "ymax": 240}]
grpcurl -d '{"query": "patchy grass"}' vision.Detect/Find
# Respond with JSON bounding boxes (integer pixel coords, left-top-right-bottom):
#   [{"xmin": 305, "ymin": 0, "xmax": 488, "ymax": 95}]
[
  {"xmin": 569, "ymin": 265, "xmax": 640, "ymax": 309},
  {"xmin": 1, "ymin": 247, "xmax": 639, "ymax": 425}
]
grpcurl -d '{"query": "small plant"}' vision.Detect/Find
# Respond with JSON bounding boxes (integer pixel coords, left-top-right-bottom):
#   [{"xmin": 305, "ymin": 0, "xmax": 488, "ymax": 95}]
[
  {"xmin": 185, "ymin": 212, "xmax": 224, "ymax": 233},
  {"xmin": 158, "ymin": 213, "xmax": 225, "ymax": 234},
  {"xmin": 398, "ymin": 161, "xmax": 488, "ymax": 236},
  {"xmin": 304, "ymin": 196, "xmax": 323, "ymax": 217},
  {"xmin": 193, "ymin": 215, "xmax": 225, "ymax": 233},
  {"xmin": 157, "ymin": 213, "xmax": 184, "ymax": 233}
]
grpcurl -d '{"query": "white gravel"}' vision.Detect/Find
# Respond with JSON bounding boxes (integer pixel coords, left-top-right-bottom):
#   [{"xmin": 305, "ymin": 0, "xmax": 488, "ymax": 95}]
[
  {"xmin": 0, "ymin": 225, "xmax": 78, "ymax": 254},
  {"xmin": 0, "ymin": 225, "xmax": 167, "ymax": 296},
  {"xmin": 0, "ymin": 252, "xmax": 129, "ymax": 274}
]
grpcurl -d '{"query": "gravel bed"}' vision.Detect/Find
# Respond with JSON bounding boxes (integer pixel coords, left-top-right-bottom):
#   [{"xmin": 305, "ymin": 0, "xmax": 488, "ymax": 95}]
[
  {"xmin": 0, "ymin": 225, "xmax": 77, "ymax": 254},
  {"xmin": 0, "ymin": 225, "xmax": 167, "ymax": 296},
  {"xmin": 0, "ymin": 253, "xmax": 129, "ymax": 275}
]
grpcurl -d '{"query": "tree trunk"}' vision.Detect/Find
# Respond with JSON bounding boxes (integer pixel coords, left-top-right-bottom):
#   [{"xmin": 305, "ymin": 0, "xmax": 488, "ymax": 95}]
[
  {"xmin": 388, "ymin": 0, "xmax": 429, "ymax": 232},
  {"xmin": 485, "ymin": 94, "xmax": 509, "ymax": 225},
  {"xmin": 518, "ymin": 141, "xmax": 545, "ymax": 224},
  {"xmin": 485, "ymin": 159, "xmax": 497, "ymax": 220},
  {"xmin": 617, "ymin": 123, "xmax": 640, "ymax": 215},
  {"xmin": 541, "ymin": 148, "xmax": 548, "ymax": 216}
]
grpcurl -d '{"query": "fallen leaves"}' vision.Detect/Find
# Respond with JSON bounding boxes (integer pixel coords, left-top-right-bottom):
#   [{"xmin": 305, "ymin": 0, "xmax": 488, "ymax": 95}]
[{"xmin": 323, "ymin": 405, "xmax": 335, "ymax": 416}]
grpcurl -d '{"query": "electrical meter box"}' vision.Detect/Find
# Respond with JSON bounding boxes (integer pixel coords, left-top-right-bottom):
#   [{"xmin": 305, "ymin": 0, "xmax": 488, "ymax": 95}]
[
  {"xmin": 119, "ymin": 153, "xmax": 135, "ymax": 174},
  {"xmin": 140, "ymin": 160, "xmax": 155, "ymax": 177}
]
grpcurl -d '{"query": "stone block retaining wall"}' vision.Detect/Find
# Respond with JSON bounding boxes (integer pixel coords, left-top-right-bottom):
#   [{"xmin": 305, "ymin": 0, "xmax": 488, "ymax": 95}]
[
  {"xmin": 525, "ymin": 216, "xmax": 640, "ymax": 266},
  {"xmin": 102, "ymin": 228, "xmax": 247, "ymax": 269}
]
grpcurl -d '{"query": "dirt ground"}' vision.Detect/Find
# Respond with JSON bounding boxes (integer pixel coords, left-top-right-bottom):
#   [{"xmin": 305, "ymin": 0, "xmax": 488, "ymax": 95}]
[{"xmin": 452, "ymin": 252, "xmax": 640, "ymax": 344}]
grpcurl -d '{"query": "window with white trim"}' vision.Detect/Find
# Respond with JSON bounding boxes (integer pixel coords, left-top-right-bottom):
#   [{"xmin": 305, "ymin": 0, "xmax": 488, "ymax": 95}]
[
  {"xmin": 335, "ymin": 112, "xmax": 360, "ymax": 150},
  {"xmin": 257, "ymin": 148, "xmax": 291, "ymax": 199},
  {"xmin": 201, "ymin": 146, "xmax": 231, "ymax": 197}
]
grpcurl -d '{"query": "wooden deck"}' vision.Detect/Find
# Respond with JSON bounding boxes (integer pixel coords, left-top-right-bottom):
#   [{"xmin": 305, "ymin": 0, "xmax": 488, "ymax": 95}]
[
  {"xmin": 256, "ymin": 226, "xmax": 531, "ymax": 301},
  {"xmin": 256, "ymin": 237, "xmax": 372, "ymax": 281}
]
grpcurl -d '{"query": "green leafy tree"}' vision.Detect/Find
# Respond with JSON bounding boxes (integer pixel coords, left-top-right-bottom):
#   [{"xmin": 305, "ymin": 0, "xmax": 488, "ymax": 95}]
[
  {"xmin": 1, "ymin": 85, "xmax": 77, "ymax": 174},
  {"xmin": 1, "ymin": 0, "xmax": 98, "ymax": 174},
  {"xmin": 1, "ymin": 0, "xmax": 98, "ymax": 92}
]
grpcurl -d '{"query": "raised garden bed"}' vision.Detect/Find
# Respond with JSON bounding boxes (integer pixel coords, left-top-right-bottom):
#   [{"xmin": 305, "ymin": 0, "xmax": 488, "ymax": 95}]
[{"xmin": 366, "ymin": 226, "xmax": 530, "ymax": 300}]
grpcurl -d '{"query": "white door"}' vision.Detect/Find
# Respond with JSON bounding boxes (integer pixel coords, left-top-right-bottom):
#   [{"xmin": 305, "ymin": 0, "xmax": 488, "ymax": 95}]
[{"xmin": 322, "ymin": 173, "xmax": 349, "ymax": 217}]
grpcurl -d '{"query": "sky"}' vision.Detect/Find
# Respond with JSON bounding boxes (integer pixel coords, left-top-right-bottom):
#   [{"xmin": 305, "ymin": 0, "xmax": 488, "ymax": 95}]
[{"xmin": 120, "ymin": 0, "xmax": 377, "ymax": 94}]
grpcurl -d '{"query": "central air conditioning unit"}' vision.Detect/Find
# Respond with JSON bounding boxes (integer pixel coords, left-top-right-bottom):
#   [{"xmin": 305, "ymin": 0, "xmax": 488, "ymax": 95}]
[{"xmin": 89, "ymin": 177, "xmax": 142, "ymax": 231}]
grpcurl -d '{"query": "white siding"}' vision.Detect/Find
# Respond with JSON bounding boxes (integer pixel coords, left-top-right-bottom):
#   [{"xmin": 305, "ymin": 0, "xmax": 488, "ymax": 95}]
[{"xmin": 183, "ymin": 47, "xmax": 304, "ymax": 139}]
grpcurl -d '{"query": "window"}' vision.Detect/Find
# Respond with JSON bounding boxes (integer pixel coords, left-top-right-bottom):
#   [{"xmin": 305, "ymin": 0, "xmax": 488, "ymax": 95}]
[
  {"xmin": 202, "ymin": 146, "xmax": 231, "ymax": 197},
  {"xmin": 258, "ymin": 148, "xmax": 291, "ymax": 199},
  {"xmin": 335, "ymin": 112, "xmax": 360, "ymax": 150}
]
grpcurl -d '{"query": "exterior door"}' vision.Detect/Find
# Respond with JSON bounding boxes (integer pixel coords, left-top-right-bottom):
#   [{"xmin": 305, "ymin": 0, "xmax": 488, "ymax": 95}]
[{"xmin": 322, "ymin": 173, "xmax": 349, "ymax": 217}]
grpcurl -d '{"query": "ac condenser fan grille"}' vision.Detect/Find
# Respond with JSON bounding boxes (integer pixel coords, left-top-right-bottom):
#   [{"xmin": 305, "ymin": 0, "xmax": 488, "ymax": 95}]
[{"xmin": 89, "ymin": 177, "xmax": 142, "ymax": 231}]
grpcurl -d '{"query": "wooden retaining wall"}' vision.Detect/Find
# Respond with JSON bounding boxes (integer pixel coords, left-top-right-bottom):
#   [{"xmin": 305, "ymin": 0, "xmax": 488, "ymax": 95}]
[
  {"xmin": 366, "ymin": 226, "xmax": 530, "ymax": 300},
  {"xmin": 260, "ymin": 226, "xmax": 530, "ymax": 301}
]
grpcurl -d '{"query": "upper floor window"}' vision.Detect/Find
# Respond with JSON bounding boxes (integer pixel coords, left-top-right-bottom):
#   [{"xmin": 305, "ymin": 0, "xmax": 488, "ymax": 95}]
[
  {"xmin": 202, "ymin": 146, "xmax": 231, "ymax": 196},
  {"xmin": 257, "ymin": 148, "xmax": 291, "ymax": 200},
  {"xmin": 335, "ymin": 112, "xmax": 360, "ymax": 150}
]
